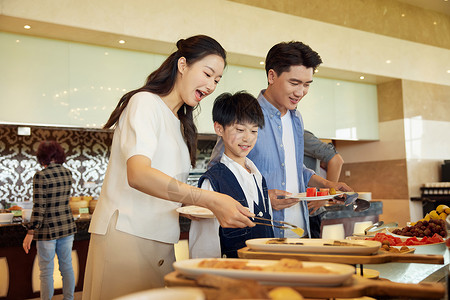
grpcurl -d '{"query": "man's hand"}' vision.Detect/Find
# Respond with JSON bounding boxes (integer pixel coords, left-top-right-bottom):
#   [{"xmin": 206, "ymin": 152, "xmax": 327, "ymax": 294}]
[
  {"xmin": 329, "ymin": 182, "xmax": 352, "ymax": 192},
  {"xmin": 307, "ymin": 199, "xmax": 328, "ymax": 214},
  {"xmin": 269, "ymin": 189, "xmax": 299, "ymax": 211}
]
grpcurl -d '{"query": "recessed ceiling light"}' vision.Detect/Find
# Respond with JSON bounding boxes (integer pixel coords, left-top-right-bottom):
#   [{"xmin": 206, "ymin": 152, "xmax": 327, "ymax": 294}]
[
  {"xmin": 119, "ymin": 40, "xmax": 126, "ymax": 44},
  {"xmin": 15, "ymin": 39, "xmax": 20, "ymax": 43},
  {"xmin": 237, "ymin": 70, "xmax": 242, "ymax": 74},
  {"xmin": 105, "ymin": 52, "xmax": 109, "ymax": 55},
  {"xmin": 386, "ymin": 60, "xmax": 391, "ymax": 64},
  {"xmin": 259, "ymin": 61, "xmax": 264, "ymax": 65},
  {"xmin": 336, "ymin": 82, "xmax": 341, "ymax": 86},
  {"xmin": 314, "ymin": 69, "xmax": 319, "ymax": 73},
  {"xmin": 359, "ymin": 76, "xmax": 365, "ymax": 80},
  {"xmin": 24, "ymin": 25, "xmax": 31, "ymax": 29},
  {"xmin": 447, "ymin": 70, "xmax": 450, "ymax": 74},
  {"xmin": 401, "ymin": 13, "xmax": 405, "ymax": 17}
]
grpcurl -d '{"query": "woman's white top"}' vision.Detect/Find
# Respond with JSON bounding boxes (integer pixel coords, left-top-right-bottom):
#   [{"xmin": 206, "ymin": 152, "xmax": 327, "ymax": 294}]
[
  {"xmin": 89, "ymin": 92, "xmax": 190, "ymax": 244},
  {"xmin": 189, "ymin": 154, "xmax": 270, "ymax": 258}
]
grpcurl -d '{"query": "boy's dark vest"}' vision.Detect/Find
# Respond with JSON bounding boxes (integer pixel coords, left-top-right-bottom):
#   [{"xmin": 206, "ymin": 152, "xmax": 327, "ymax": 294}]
[{"xmin": 198, "ymin": 163, "xmax": 274, "ymax": 258}]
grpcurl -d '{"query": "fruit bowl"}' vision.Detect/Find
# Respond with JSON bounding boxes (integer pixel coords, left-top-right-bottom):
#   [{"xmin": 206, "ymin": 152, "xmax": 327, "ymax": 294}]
[{"xmin": 384, "ymin": 228, "xmax": 446, "ymax": 255}]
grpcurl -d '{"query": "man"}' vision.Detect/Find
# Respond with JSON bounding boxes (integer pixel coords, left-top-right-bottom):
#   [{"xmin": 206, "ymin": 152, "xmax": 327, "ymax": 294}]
[{"xmin": 210, "ymin": 41, "xmax": 352, "ymax": 237}]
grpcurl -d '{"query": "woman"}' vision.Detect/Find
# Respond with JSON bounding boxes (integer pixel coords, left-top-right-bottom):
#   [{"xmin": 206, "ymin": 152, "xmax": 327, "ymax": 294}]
[
  {"xmin": 23, "ymin": 140, "xmax": 76, "ymax": 300},
  {"xmin": 82, "ymin": 35, "xmax": 255, "ymax": 299}
]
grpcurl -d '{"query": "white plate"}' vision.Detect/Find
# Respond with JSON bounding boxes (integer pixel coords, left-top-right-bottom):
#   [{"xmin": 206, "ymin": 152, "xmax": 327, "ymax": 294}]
[
  {"xmin": 176, "ymin": 206, "xmax": 214, "ymax": 219},
  {"xmin": 288, "ymin": 192, "xmax": 344, "ymax": 201},
  {"xmin": 115, "ymin": 287, "xmax": 204, "ymax": 300},
  {"xmin": 246, "ymin": 238, "xmax": 381, "ymax": 255},
  {"xmin": 174, "ymin": 258, "xmax": 355, "ymax": 286}
]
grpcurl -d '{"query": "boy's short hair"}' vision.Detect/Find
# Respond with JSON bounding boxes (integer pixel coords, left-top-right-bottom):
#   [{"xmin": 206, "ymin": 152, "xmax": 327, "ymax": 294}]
[
  {"xmin": 265, "ymin": 41, "xmax": 323, "ymax": 76},
  {"xmin": 212, "ymin": 91, "xmax": 264, "ymax": 128}
]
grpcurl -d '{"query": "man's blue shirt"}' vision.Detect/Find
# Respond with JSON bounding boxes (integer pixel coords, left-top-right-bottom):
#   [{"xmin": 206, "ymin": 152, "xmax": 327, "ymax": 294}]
[{"xmin": 247, "ymin": 90, "xmax": 314, "ymax": 237}]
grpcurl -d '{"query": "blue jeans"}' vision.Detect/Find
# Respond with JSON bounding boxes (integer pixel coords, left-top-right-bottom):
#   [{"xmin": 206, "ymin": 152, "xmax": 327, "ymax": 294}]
[{"xmin": 36, "ymin": 235, "xmax": 75, "ymax": 300}]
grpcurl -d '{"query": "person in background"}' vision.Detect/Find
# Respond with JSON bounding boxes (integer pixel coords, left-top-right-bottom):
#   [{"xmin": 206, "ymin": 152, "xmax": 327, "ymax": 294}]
[
  {"xmin": 189, "ymin": 91, "xmax": 274, "ymax": 259},
  {"xmin": 304, "ymin": 129, "xmax": 345, "ymax": 238},
  {"xmin": 82, "ymin": 35, "xmax": 254, "ymax": 300},
  {"xmin": 209, "ymin": 41, "xmax": 352, "ymax": 238},
  {"xmin": 23, "ymin": 140, "xmax": 76, "ymax": 300}
]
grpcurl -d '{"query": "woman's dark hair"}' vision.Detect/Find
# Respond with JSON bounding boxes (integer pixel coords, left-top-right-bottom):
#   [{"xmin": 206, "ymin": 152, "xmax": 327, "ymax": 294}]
[
  {"xmin": 104, "ymin": 35, "xmax": 227, "ymax": 167},
  {"xmin": 212, "ymin": 91, "xmax": 264, "ymax": 129},
  {"xmin": 36, "ymin": 140, "xmax": 66, "ymax": 166},
  {"xmin": 265, "ymin": 41, "xmax": 323, "ymax": 76}
]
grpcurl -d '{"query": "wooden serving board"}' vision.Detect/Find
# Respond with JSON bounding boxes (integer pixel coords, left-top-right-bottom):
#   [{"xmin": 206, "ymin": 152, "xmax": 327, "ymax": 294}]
[
  {"xmin": 164, "ymin": 271, "xmax": 445, "ymax": 299},
  {"xmin": 237, "ymin": 247, "xmax": 444, "ymax": 264}
]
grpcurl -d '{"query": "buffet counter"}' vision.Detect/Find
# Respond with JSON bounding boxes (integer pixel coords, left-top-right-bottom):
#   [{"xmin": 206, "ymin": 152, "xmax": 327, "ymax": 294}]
[
  {"xmin": 0, "ymin": 216, "xmax": 191, "ymax": 300},
  {"xmin": 0, "ymin": 219, "xmax": 90, "ymax": 300},
  {"xmin": 321, "ymin": 200, "xmax": 383, "ymax": 238}
]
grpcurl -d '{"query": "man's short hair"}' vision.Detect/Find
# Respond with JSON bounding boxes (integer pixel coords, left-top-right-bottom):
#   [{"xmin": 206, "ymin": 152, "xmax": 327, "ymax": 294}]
[{"xmin": 265, "ymin": 41, "xmax": 323, "ymax": 76}]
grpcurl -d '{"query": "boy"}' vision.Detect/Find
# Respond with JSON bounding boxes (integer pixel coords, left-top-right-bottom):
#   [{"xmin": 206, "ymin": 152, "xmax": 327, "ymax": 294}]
[{"xmin": 189, "ymin": 91, "xmax": 274, "ymax": 258}]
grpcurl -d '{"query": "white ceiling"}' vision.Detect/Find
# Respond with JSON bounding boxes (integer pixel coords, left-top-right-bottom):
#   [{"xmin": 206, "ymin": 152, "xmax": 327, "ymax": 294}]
[{"xmin": 397, "ymin": 0, "xmax": 450, "ymax": 16}]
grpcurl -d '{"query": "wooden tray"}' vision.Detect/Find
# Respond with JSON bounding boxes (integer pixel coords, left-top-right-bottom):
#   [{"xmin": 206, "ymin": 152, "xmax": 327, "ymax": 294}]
[
  {"xmin": 164, "ymin": 271, "xmax": 445, "ymax": 299},
  {"xmin": 237, "ymin": 247, "xmax": 444, "ymax": 264}
]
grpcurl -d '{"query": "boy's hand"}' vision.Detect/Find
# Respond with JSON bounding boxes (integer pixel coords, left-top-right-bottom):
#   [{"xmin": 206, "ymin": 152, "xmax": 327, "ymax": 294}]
[{"xmin": 269, "ymin": 189, "xmax": 299, "ymax": 210}]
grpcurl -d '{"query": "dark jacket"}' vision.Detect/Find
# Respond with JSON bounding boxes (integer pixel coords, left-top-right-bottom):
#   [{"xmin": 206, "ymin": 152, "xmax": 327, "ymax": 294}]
[
  {"xmin": 27, "ymin": 163, "xmax": 77, "ymax": 240},
  {"xmin": 199, "ymin": 163, "xmax": 274, "ymax": 258}
]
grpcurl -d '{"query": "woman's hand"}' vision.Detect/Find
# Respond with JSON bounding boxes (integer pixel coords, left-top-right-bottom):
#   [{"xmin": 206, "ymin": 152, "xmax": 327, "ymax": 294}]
[
  {"xmin": 268, "ymin": 189, "xmax": 299, "ymax": 211},
  {"xmin": 207, "ymin": 194, "xmax": 255, "ymax": 228},
  {"xmin": 23, "ymin": 233, "xmax": 33, "ymax": 254}
]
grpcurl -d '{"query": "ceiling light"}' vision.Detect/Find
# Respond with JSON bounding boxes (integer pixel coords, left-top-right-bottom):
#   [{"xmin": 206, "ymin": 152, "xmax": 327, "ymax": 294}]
[
  {"xmin": 16, "ymin": 40, "xmax": 20, "ymax": 43},
  {"xmin": 433, "ymin": 22, "xmax": 437, "ymax": 25},
  {"xmin": 447, "ymin": 70, "xmax": 450, "ymax": 73},
  {"xmin": 386, "ymin": 60, "xmax": 391, "ymax": 64},
  {"xmin": 237, "ymin": 70, "xmax": 242, "ymax": 74},
  {"xmin": 336, "ymin": 83, "xmax": 341, "ymax": 86},
  {"xmin": 24, "ymin": 25, "xmax": 31, "ymax": 29},
  {"xmin": 118, "ymin": 40, "xmax": 126, "ymax": 44},
  {"xmin": 105, "ymin": 52, "xmax": 109, "ymax": 55},
  {"xmin": 314, "ymin": 69, "xmax": 319, "ymax": 73},
  {"xmin": 259, "ymin": 61, "xmax": 264, "ymax": 65},
  {"xmin": 359, "ymin": 76, "xmax": 365, "ymax": 80},
  {"xmin": 401, "ymin": 13, "xmax": 405, "ymax": 17}
]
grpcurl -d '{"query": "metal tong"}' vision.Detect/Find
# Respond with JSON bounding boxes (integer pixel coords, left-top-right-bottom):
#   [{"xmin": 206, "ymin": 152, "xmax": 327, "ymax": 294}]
[
  {"xmin": 333, "ymin": 192, "xmax": 371, "ymax": 212},
  {"xmin": 252, "ymin": 216, "xmax": 298, "ymax": 230}
]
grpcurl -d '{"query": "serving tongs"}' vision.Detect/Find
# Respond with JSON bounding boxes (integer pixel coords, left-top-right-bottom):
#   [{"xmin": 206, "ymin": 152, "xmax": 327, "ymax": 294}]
[
  {"xmin": 252, "ymin": 216, "xmax": 298, "ymax": 230},
  {"xmin": 333, "ymin": 192, "xmax": 371, "ymax": 212}
]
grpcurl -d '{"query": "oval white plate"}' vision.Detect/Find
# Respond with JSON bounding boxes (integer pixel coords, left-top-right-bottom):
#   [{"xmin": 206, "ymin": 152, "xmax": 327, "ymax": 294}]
[
  {"xmin": 176, "ymin": 206, "xmax": 214, "ymax": 218},
  {"xmin": 174, "ymin": 258, "xmax": 355, "ymax": 287},
  {"xmin": 246, "ymin": 238, "xmax": 381, "ymax": 255}
]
